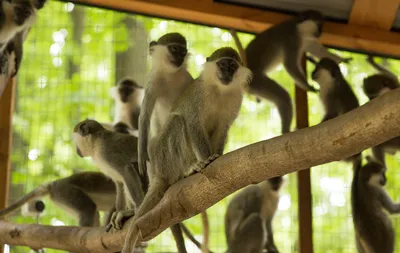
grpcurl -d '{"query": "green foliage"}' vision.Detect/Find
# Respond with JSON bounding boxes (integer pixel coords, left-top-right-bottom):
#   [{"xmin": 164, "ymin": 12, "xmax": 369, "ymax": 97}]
[{"xmin": 7, "ymin": 1, "xmax": 400, "ymax": 253}]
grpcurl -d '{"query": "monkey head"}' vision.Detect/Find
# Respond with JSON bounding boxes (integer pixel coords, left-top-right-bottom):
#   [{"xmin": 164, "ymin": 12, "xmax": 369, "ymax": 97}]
[
  {"xmin": 363, "ymin": 74, "xmax": 396, "ymax": 100},
  {"xmin": 296, "ymin": 10, "xmax": 324, "ymax": 38},
  {"xmin": 268, "ymin": 176, "xmax": 284, "ymax": 191},
  {"xmin": 73, "ymin": 119, "xmax": 105, "ymax": 158},
  {"xmin": 203, "ymin": 47, "xmax": 252, "ymax": 88},
  {"xmin": 110, "ymin": 77, "xmax": 143, "ymax": 103},
  {"xmin": 362, "ymin": 156, "xmax": 387, "ymax": 187},
  {"xmin": 149, "ymin": 32, "xmax": 188, "ymax": 71},
  {"xmin": 311, "ymin": 58, "xmax": 341, "ymax": 85}
]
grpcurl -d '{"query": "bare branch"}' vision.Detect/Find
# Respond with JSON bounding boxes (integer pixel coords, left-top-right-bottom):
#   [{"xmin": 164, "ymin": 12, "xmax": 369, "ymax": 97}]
[{"xmin": 1, "ymin": 89, "xmax": 400, "ymax": 252}]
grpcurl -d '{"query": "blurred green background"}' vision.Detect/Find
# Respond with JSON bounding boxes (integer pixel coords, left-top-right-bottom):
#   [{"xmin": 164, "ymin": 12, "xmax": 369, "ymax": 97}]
[{"xmin": 5, "ymin": 1, "xmax": 400, "ymax": 253}]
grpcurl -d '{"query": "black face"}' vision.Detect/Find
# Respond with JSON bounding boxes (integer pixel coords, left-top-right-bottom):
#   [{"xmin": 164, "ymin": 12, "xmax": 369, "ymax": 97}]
[
  {"xmin": 217, "ymin": 58, "xmax": 239, "ymax": 85},
  {"xmin": 363, "ymin": 74, "xmax": 396, "ymax": 100},
  {"xmin": 167, "ymin": 44, "xmax": 187, "ymax": 67},
  {"xmin": 113, "ymin": 122, "xmax": 130, "ymax": 134},
  {"xmin": 118, "ymin": 83, "xmax": 134, "ymax": 103},
  {"xmin": 380, "ymin": 172, "xmax": 387, "ymax": 186},
  {"xmin": 268, "ymin": 176, "xmax": 283, "ymax": 191},
  {"xmin": 311, "ymin": 58, "xmax": 339, "ymax": 81}
]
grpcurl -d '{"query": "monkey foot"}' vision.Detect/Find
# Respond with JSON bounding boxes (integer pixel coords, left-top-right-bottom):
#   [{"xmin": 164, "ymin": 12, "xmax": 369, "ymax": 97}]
[
  {"xmin": 186, "ymin": 154, "xmax": 220, "ymax": 177},
  {"xmin": 105, "ymin": 210, "xmax": 135, "ymax": 232}
]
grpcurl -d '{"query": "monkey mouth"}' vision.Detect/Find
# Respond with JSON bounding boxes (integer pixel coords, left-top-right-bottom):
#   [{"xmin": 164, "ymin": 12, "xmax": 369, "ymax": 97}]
[{"xmin": 170, "ymin": 57, "xmax": 185, "ymax": 68}]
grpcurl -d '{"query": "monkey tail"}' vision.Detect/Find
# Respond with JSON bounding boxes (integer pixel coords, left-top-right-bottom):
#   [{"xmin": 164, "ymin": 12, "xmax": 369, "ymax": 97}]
[
  {"xmin": 201, "ymin": 211, "xmax": 210, "ymax": 253},
  {"xmin": 229, "ymin": 30, "xmax": 247, "ymax": 67},
  {"xmin": 0, "ymin": 184, "xmax": 50, "ymax": 218},
  {"xmin": 181, "ymin": 219, "xmax": 214, "ymax": 253}
]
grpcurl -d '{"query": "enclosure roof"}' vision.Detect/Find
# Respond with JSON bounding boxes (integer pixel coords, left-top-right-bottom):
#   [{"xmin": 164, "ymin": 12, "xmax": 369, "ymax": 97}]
[{"xmin": 77, "ymin": 0, "xmax": 400, "ymax": 57}]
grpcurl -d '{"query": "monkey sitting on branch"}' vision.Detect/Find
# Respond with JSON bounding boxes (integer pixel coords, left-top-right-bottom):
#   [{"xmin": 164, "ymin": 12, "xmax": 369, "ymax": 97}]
[
  {"xmin": 363, "ymin": 56, "xmax": 399, "ymax": 166},
  {"xmin": 351, "ymin": 156, "xmax": 400, "ymax": 253},
  {"xmin": 230, "ymin": 10, "xmax": 349, "ymax": 134},
  {"xmin": 310, "ymin": 57, "xmax": 361, "ymax": 167},
  {"xmin": 225, "ymin": 176, "xmax": 283, "ymax": 253},
  {"xmin": 122, "ymin": 46, "xmax": 252, "ymax": 253}
]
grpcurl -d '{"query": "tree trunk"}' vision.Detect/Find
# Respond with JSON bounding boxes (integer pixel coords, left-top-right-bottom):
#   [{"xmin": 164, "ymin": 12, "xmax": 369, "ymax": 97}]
[{"xmin": 0, "ymin": 88, "xmax": 399, "ymax": 252}]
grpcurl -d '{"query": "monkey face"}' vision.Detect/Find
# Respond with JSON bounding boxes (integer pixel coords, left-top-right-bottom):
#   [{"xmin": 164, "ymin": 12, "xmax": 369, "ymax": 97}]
[
  {"xmin": 72, "ymin": 119, "xmax": 104, "ymax": 157},
  {"xmin": 167, "ymin": 43, "xmax": 187, "ymax": 67},
  {"xmin": 268, "ymin": 176, "xmax": 283, "ymax": 191},
  {"xmin": 216, "ymin": 57, "xmax": 239, "ymax": 85},
  {"xmin": 312, "ymin": 58, "xmax": 340, "ymax": 84},
  {"xmin": 150, "ymin": 32, "xmax": 188, "ymax": 69},
  {"xmin": 363, "ymin": 75, "xmax": 395, "ymax": 100}
]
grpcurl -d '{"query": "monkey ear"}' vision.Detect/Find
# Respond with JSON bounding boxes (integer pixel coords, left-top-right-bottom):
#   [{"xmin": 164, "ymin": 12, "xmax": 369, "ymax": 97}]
[{"xmin": 78, "ymin": 123, "xmax": 90, "ymax": 136}]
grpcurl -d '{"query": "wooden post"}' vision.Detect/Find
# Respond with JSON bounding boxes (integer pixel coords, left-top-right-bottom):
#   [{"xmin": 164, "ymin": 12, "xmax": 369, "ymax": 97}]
[
  {"xmin": 0, "ymin": 78, "xmax": 15, "ymax": 253},
  {"xmin": 296, "ymin": 57, "xmax": 313, "ymax": 253}
]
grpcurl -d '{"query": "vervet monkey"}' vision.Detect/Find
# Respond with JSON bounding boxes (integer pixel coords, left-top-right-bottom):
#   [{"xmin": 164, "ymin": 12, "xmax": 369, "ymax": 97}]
[
  {"xmin": 363, "ymin": 57, "xmax": 399, "ymax": 166},
  {"xmin": 138, "ymin": 32, "xmax": 193, "ymax": 177},
  {"xmin": 363, "ymin": 56, "xmax": 398, "ymax": 100},
  {"xmin": 122, "ymin": 47, "xmax": 252, "ymax": 253},
  {"xmin": 351, "ymin": 156, "xmax": 400, "ymax": 253},
  {"xmin": 110, "ymin": 77, "xmax": 144, "ymax": 130},
  {"xmin": 230, "ymin": 10, "xmax": 348, "ymax": 133},
  {"xmin": 0, "ymin": 172, "xmax": 115, "ymax": 227},
  {"xmin": 0, "ymin": 0, "xmax": 46, "ymax": 53},
  {"xmin": 0, "ymin": 30, "xmax": 22, "ymax": 97},
  {"xmin": 311, "ymin": 57, "xmax": 361, "ymax": 167},
  {"xmin": 225, "ymin": 177, "xmax": 283, "ymax": 253},
  {"xmin": 73, "ymin": 119, "xmax": 145, "ymax": 231}
]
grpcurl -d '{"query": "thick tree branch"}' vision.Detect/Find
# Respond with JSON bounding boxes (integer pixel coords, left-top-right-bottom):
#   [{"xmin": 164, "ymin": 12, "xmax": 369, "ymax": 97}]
[{"xmin": 1, "ymin": 89, "xmax": 400, "ymax": 252}]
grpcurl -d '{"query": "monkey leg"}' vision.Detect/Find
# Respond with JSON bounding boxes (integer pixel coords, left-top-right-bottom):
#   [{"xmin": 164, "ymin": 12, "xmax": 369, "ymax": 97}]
[
  {"xmin": 231, "ymin": 213, "xmax": 265, "ymax": 253},
  {"xmin": 122, "ymin": 178, "xmax": 168, "ymax": 253},
  {"xmin": 248, "ymin": 73, "xmax": 293, "ymax": 134},
  {"xmin": 51, "ymin": 183, "xmax": 99, "ymax": 227},
  {"xmin": 170, "ymin": 224, "xmax": 188, "ymax": 253},
  {"xmin": 283, "ymin": 51, "xmax": 316, "ymax": 92},
  {"xmin": 265, "ymin": 219, "xmax": 279, "ymax": 253}
]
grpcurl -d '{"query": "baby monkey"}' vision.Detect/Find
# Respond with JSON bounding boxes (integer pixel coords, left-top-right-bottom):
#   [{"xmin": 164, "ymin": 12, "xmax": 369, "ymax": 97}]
[
  {"xmin": 351, "ymin": 156, "xmax": 400, "ymax": 253},
  {"xmin": 122, "ymin": 47, "xmax": 252, "ymax": 253},
  {"xmin": 110, "ymin": 77, "xmax": 143, "ymax": 130},
  {"xmin": 0, "ymin": 171, "xmax": 115, "ymax": 227},
  {"xmin": 363, "ymin": 56, "xmax": 399, "ymax": 166},
  {"xmin": 225, "ymin": 177, "xmax": 283, "ymax": 253}
]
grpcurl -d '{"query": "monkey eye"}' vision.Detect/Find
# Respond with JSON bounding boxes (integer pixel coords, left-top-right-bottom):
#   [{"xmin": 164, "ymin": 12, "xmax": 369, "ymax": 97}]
[
  {"xmin": 230, "ymin": 61, "xmax": 238, "ymax": 70},
  {"xmin": 170, "ymin": 45, "xmax": 178, "ymax": 52},
  {"xmin": 218, "ymin": 60, "xmax": 228, "ymax": 69}
]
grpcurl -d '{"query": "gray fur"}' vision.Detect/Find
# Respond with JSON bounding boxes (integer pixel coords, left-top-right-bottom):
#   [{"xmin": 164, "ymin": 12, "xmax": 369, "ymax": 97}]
[
  {"xmin": 225, "ymin": 177, "xmax": 283, "ymax": 253},
  {"xmin": 351, "ymin": 158, "xmax": 400, "ymax": 253}
]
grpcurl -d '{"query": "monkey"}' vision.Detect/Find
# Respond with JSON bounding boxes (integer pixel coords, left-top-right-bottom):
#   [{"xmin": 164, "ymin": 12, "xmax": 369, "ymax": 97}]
[
  {"xmin": 121, "ymin": 47, "xmax": 252, "ymax": 253},
  {"xmin": 138, "ymin": 32, "xmax": 193, "ymax": 179},
  {"xmin": 351, "ymin": 156, "xmax": 400, "ymax": 253},
  {"xmin": 110, "ymin": 77, "xmax": 144, "ymax": 130},
  {"xmin": 73, "ymin": 119, "xmax": 145, "ymax": 231},
  {"xmin": 310, "ymin": 57, "xmax": 361, "ymax": 167},
  {"xmin": 0, "ymin": 171, "xmax": 116, "ymax": 227},
  {"xmin": 0, "ymin": 0, "xmax": 46, "ymax": 53},
  {"xmin": 73, "ymin": 120, "xmax": 211, "ymax": 253},
  {"xmin": 225, "ymin": 176, "xmax": 283, "ymax": 253},
  {"xmin": 363, "ymin": 56, "xmax": 399, "ymax": 166},
  {"xmin": 230, "ymin": 10, "xmax": 349, "ymax": 134},
  {"xmin": 0, "ymin": 30, "xmax": 22, "ymax": 97}
]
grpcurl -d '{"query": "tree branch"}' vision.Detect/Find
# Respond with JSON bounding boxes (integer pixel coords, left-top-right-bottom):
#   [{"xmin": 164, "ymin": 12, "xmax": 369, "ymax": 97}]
[{"xmin": 1, "ymin": 89, "xmax": 400, "ymax": 252}]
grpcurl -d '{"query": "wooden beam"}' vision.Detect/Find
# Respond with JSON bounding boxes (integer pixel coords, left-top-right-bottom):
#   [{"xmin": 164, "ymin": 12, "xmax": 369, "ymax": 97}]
[
  {"xmin": 349, "ymin": 0, "xmax": 400, "ymax": 30},
  {"xmin": 0, "ymin": 78, "xmax": 15, "ymax": 253},
  {"xmin": 296, "ymin": 57, "xmax": 313, "ymax": 253},
  {"xmin": 72, "ymin": 0, "xmax": 400, "ymax": 57}
]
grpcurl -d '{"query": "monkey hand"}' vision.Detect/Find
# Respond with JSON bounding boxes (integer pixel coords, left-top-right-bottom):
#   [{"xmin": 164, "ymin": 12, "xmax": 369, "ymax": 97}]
[{"xmin": 105, "ymin": 210, "xmax": 135, "ymax": 232}]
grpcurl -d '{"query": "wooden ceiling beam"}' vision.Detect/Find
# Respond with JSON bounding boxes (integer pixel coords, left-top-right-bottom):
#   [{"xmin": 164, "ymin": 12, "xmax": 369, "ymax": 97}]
[
  {"xmin": 349, "ymin": 0, "xmax": 400, "ymax": 30},
  {"xmin": 73, "ymin": 0, "xmax": 400, "ymax": 57}
]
